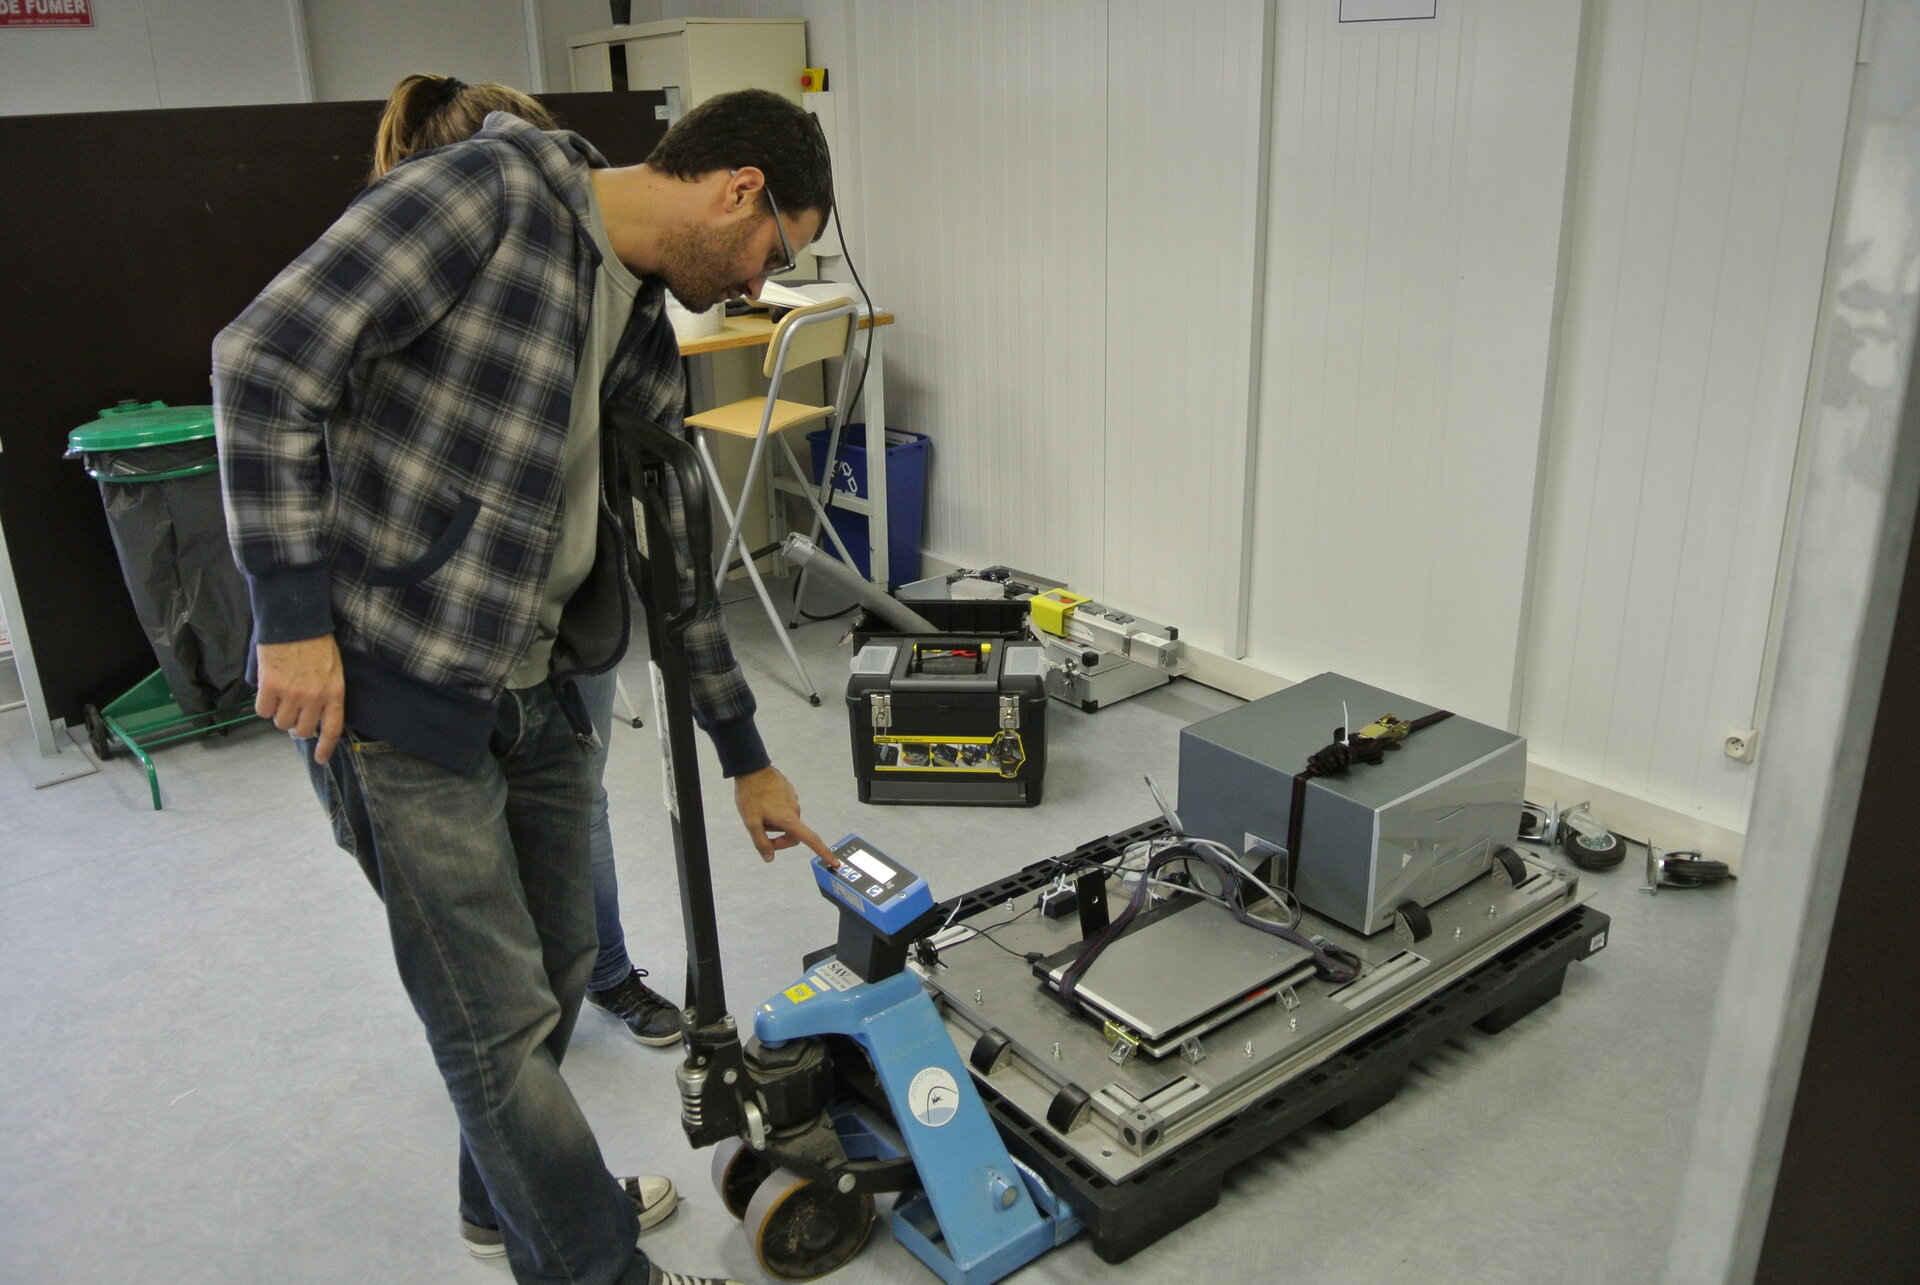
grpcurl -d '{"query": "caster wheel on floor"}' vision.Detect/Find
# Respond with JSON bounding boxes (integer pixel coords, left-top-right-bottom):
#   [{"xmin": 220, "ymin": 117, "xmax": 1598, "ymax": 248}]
[
  {"xmin": 743, "ymin": 1166, "xmax": 875, "ymax": 1281},
  {"xmin": 709, "ymin": 1138, "xmax": 775, "ymax": 1220}
]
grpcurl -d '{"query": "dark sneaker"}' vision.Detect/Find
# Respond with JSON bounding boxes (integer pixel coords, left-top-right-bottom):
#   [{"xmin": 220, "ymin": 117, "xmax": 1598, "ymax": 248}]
[
  {"xmin": 587, "ymin": 968, "xmax": 684, "ymax": 1047},
  {"xmin": 647, "ymin": 1268, "xmax": 747, "ymax": 1285},
  {"xmin": 460, "ymin": 1217, "xmax": 505, "ymax": 1259},
  {"xmin": 459, "ymin": 1175, "xmax": 677, "ymax": 1258}
]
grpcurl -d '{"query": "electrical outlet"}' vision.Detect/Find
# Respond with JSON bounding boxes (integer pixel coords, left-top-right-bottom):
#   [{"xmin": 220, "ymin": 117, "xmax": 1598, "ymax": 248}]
[{"xmin": 1725, "ymin": 725, "xmax": 1759, "ymax": 763}]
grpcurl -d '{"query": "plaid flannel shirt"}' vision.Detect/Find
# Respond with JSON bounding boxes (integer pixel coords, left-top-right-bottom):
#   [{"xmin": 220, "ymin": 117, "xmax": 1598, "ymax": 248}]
[{"xmin": 213, "ymin": 112, "xmax": 764, "ymax": 776}]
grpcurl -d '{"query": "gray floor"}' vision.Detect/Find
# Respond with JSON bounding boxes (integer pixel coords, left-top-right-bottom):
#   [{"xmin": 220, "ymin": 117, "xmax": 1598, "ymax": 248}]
[{"xmin": 0, "ymin": 584, "xmax": 1738, "ymax": 1284}]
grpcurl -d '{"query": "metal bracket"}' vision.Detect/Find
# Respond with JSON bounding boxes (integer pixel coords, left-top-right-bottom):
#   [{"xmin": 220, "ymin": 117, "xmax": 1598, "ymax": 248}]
[
  {"xmin": 869, "ymin": 691, "xmax": 892, "ymax": 730},
  {"xmin": 1103, "ymin": 1021, "xmax": 1140, "ymax": 1066},
  {"xmin": 999, "ymin": 694, "xmax": 1021, "ymax": 730},
  {"xmin": 742, "ymin": 1099, "xmax": 768, "ymax": 1152},
  {"xmin": 1180, "ymin": 1036, "xmax": 1206, "ymax": 1065},
  {"xmin": 1278, "ymin": 984, "xmax": 1301, "ymax": 1012}
]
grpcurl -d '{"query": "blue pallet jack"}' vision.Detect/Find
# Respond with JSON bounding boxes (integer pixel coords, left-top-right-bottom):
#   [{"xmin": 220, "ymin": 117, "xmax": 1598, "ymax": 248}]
[{"xmin": 614, "ymin": 409, "xmax": 1078, "ymax": 1282}]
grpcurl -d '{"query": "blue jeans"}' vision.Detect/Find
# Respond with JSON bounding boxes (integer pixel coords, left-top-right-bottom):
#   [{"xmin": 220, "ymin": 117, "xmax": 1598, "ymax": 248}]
[
  {"xmin": 300, "ymin": 682, "xmax": 651, "ymax": 1284},
  {"xmin": 576, "ymin": 669, "xmax": 637, "ymax": 992}
]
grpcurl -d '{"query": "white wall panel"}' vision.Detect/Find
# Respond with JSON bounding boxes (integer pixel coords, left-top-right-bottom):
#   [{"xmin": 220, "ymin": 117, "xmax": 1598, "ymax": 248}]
[
  {"xmin": 0, "ymin": 0, "xmax": 304, "ymax": 115},
  {"xmin": 1244, "ymin": 0, "xmax": 1583, "ymax": 727},
  {"xmin": 848, "ymin": 0, "xmax": 1112, "ymax": 584},
  {"xmin": 845, "ymin": 0, "xmax": 1268, "ymax": 646},
  {"xmin": 1102, "ymin": 0, "xmax": 1268, "ymax": 648},
  {"xmin": 1520, "ymin": 0, "xmax": 1860, "ymax": 830},
  {"xmin": 303, "ymin": 0, "xmax": 532, "ymax": 102}
]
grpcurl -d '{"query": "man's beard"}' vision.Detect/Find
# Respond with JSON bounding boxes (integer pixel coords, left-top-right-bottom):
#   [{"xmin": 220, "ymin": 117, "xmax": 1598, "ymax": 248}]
[{"xmin": 654, "ymin": 216, "xmax": 758, "ymax": 313}]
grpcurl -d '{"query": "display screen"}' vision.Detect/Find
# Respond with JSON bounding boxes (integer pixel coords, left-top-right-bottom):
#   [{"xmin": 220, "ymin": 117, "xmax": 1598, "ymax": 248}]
[{"xmin": 846, "ymin": 847, "xmax": 897, "ymax": 882}]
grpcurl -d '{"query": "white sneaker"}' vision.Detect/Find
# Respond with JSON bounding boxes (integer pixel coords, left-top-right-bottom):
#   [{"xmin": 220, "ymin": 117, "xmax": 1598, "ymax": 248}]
[
  {"xmin": 458, "ymin": 1174, "xmax": 677, "ymax": 1259},
  {"xmin": 621, "ymin": 1174, "xmax": 679, "ymax": 1232}
]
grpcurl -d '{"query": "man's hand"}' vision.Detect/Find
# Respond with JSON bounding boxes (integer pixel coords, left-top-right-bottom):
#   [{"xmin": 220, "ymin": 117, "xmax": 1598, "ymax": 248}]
[
  {"xmin": 256, "ymin": 634, "xmax": 346, "ymax": 764},
  {"xmin": 733, "ymin": 765, "xmax": 834, "ymax": 864}
]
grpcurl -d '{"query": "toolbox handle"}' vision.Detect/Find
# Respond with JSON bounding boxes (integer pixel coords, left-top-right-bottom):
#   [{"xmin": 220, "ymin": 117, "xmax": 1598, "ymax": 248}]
[{"xmin": 608, "ymin": 406, "xmax": 715, "ymax": 637}]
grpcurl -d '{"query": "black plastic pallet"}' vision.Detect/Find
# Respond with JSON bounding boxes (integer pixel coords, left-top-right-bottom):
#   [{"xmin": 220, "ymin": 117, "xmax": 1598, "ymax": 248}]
[{"xmin": 941, "ymin": 838, "xmax": 1608, "ymax": 1263}]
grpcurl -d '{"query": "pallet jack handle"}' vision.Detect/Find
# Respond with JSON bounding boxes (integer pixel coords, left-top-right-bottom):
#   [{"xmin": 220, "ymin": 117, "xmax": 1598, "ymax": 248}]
[{"xmin": 607, "ymin": 405, "xmax": 736, "ymax": 1038}]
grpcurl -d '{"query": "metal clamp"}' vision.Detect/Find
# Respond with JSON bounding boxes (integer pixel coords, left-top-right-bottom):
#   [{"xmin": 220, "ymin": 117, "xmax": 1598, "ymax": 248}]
[
  {"xmin": 1102, "ymin": 1020, "xmax": 1140, "ymax": 1066},
  {"xmin": 999, "ymin": 694, "xmax": 1021, "ymax": 730},
  {"xmin": 869, "ymin": 691, "xmax": 892, "ymax": 730}
]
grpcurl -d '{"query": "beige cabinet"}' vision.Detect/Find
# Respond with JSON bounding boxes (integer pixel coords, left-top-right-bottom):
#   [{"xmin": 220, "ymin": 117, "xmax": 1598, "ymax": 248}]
[{"xmin": 567, "ymin": 18, "xmax": 807, "ymax": 114}]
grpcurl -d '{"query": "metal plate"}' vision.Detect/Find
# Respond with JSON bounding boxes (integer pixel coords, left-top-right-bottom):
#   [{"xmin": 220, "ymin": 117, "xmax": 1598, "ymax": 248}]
[{"xmin": 918, "ymin": 840, "xmax": 1581, "ymax": 1183}]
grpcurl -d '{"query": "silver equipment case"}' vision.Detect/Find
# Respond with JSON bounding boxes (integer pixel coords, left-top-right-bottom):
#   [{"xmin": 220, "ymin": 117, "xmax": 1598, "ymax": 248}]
[
  {"xmin": 899, "ymin": 567, "xmax": 1186, "ymax": 711},
  {"xmin": 1178, "ymin": 672, "xmax": 1527, "ymax": 937}
]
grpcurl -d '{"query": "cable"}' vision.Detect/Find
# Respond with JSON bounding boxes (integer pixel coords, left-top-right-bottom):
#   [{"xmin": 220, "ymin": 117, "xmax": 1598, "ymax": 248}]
[
  {"xmin": 1056, "ymin": 841, "xmax": 1360, "ymax": 1010},
  {"xmin": 946, "ymin": 900, "xmax": 1042, "ymax": 960},
  {"xmin": 1067, "ymin": 828, "xmax": 1304, "ymax": 929},
  {"xmin": 804, "ymin": 112, "xmax": 878, "ymax": 496}
]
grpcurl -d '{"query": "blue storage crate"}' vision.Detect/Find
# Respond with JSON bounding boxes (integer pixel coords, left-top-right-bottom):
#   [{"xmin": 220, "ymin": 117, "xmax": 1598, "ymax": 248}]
[{"xmin": 806, "ymin": 425, "xmax": 928, "ymax": 588}]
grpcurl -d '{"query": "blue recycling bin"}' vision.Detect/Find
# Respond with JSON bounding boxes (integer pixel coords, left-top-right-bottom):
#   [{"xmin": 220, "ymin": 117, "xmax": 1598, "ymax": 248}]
[{"xmin": 806, "ymin": 425, "xmax": 929, "ymax": 588}]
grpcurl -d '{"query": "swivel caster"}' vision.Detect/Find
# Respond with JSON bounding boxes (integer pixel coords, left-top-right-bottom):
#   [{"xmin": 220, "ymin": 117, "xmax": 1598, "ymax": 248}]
[{"xmin": 709, "ymin": 1138, "xmax": 774, "ymax": 1219}]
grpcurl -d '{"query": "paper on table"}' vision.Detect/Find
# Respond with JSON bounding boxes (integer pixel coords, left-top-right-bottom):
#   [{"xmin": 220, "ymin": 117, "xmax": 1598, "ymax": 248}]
[{"xmin": 756, "ymin": 280, "xmax": 877, "ymax": 316}]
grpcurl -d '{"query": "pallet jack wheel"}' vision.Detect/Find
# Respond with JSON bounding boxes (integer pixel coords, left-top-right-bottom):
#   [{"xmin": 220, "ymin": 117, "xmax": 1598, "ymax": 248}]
[
  {"xmin": 82, "ymin": 704, "xmax": 116, "ymax": 760},
  {"xmin": 808, "ymin": 694, "xmax": 822, "ymax": 707},
  {"xmin": 743, "ymin": 1165, "xmax": 875, "ymax": 1281},
  {"xmin": 1393, "ymin": 899, "xmax": 1432, "ymax": 942},
  {"xmin": 710, "ymin": 1138, "xmax": 774, "ymax": 1220}
]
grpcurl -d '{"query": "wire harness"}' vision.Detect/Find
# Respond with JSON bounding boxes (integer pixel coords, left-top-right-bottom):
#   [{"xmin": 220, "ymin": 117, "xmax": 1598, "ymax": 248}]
[{"xmin": 1054, "ymin": 839, "xmax": 1362, "ymax": 1011}]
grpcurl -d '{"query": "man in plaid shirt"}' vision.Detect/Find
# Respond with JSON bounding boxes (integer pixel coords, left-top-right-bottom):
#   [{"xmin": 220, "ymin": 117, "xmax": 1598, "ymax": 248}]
[{"xmin": 214, "ymin": 90, "xmax": 833, "ymax": 1285}]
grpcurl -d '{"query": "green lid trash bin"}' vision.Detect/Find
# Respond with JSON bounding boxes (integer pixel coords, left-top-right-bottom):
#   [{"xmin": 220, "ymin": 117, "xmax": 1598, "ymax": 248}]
[{"xmin": 66, "ymin": 400, "xmax": 257, "ymax": 806}]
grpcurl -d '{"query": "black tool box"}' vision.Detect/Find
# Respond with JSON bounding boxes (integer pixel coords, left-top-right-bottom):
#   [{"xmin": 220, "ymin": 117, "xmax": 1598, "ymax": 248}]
[{"xmin": 845, "ymin": 635, "xmax": 1049, "ymax": 806}]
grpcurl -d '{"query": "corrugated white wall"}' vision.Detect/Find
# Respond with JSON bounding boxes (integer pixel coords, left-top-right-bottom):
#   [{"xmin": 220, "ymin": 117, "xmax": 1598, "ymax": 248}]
[
  {"xmin": 836, "ymin": 0, "xmax": 1271, "ymax": 648},
  {"xmin": 1102, "ymin": 0, "xmax": 1270, "ymax": 647},
  {"xmin": 1519, "ymin": 0, "xmax": 1861, "ymax": 830},
  {"xmin": 850, "ymin": 0, "xmax": 1115, "ymax": 590},
  {"xmin": 1244, "ymin": 0, "xmax": 1584, "ymax": 727}
]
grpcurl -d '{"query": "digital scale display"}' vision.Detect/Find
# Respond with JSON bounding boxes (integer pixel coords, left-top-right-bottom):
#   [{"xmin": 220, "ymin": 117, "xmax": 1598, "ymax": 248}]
[
  {"xmin": 845, "ymin": 847, "xmax": 897, "ymax": 883},
  {"xmin": 822, "ymin": 836, "xmax": 925, "ymax": 917}
]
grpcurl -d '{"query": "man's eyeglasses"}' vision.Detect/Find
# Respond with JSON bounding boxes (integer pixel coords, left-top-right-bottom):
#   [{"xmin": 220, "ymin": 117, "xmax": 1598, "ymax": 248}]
[{"xmin": 759, "ymin": 184, "xmax": 797, "ymax": 280}]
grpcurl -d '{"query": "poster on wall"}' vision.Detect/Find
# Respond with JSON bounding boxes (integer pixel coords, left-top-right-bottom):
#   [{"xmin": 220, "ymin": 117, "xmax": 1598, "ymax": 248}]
[{"xmin": 0, "ymin": 0, "xmax": 93, "ymax": 28}]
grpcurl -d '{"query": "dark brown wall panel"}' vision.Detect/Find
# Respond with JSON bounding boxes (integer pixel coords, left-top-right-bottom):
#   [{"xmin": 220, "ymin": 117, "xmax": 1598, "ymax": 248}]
[{"xmin": 0, "ymin": 91, "xmax": 666, "ymax": 724}]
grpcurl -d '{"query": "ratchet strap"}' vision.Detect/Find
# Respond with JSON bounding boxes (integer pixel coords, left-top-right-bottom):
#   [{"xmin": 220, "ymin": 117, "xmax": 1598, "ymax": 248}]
[{"xmin": 1282, "ymin": 709, "xmax": 1454, "ymax": 888}]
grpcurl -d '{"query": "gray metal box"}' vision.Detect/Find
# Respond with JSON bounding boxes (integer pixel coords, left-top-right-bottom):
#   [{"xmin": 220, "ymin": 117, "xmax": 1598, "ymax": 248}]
[{"xmin": 1177, "ymin": 672, "xmax": 1525, "ymax": 936}]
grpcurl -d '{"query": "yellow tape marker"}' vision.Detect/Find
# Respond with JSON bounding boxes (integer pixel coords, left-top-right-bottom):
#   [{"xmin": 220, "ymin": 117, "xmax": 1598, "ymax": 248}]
[{"xmin": 784, "ymin": 982, "xmax": 816, "ymax": 1003}]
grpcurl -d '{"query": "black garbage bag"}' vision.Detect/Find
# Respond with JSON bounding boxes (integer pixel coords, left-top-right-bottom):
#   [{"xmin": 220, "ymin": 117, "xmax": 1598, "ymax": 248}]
[{"xmin": 68, "ymin": 405, "xmax": 254, "ymax": 716}]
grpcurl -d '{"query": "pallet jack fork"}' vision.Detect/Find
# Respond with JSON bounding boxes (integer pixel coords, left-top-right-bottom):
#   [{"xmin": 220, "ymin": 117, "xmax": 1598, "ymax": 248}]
[{"xmin": 613, "ymin": 409, "xmax": 1077, "ymax": 1283}]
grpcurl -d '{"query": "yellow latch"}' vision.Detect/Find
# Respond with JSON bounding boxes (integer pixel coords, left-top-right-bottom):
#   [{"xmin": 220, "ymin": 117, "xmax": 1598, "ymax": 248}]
[
  {"xmin": 1355, "ymin": 714, "xmax": 1413, "ymax": 744},
  {"xmin": 1029, "ymin": 588, "xmax": 1090, "ymax": 637}
]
